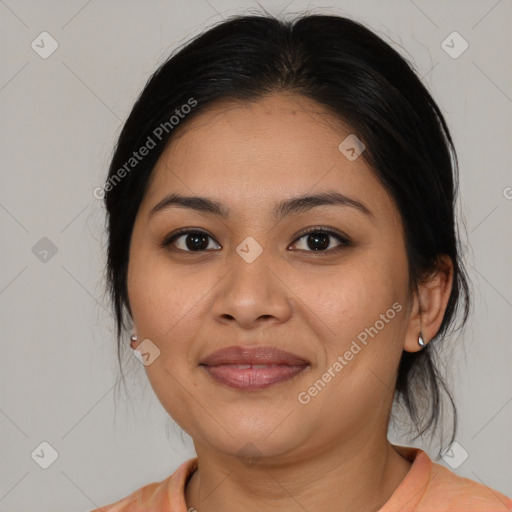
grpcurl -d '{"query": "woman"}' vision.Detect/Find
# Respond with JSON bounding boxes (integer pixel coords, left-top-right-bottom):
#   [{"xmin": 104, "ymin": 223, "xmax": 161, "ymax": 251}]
[{"xmin": 91, "ymin": 12, "xmax": 512, "ymax": 512}]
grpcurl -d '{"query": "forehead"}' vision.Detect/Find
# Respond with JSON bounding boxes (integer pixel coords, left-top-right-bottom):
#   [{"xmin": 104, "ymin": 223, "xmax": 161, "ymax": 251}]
[
  {"xmin": 159, "ymin": 93, "xmax": 354, "ymax": 173},
  {"xmin": 140, "ymin": 93, "xmax": 396, "ymax": 222}
]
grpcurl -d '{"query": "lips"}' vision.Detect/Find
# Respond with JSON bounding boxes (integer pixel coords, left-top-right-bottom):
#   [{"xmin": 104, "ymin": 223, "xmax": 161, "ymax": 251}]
[
  {"xmin": 200, "ymin": 345, "xmax": 309, "ymax": 366},
  {"xmin": 200, "ymin": 346, "xmax": 309, "ymax": 390}
]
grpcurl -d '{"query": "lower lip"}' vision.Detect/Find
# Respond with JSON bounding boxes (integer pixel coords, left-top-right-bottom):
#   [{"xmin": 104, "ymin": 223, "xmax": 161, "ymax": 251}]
[{"xmin": 201, "ymin": 364, "xmax": 309, "ymax": 390}]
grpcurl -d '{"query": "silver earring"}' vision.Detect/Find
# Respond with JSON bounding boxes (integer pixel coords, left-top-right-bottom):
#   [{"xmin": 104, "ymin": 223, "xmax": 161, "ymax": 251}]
[
  {"xmin": 418, "ymin": 332, "xmax": 426, "ymax": 347},
  {"xmin": 130, "ymin": 334, "xmax": 138, "ymax": 343}
]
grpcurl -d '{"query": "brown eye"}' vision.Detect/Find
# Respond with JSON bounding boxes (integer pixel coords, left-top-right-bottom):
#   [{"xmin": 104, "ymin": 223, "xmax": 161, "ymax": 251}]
[
  {"xmin": 161, "ymin": 230, "xmax": 221, "ymax": 252},
  {"xmin": 291, "ymin": 227, "xmax": 351, "ymax": 252}
]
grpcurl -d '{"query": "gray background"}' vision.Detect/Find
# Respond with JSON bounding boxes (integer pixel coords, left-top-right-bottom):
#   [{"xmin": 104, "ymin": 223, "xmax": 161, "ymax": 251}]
[{"xmin": 0, "ymin": 1, "xmax": 511, "ymax": 511}]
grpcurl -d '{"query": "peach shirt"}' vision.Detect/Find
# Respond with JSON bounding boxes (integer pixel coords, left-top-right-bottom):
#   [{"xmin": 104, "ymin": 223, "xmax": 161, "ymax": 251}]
[{"xmin": 91, "ymin": 445, "xmax": 512, "ymax": 511}]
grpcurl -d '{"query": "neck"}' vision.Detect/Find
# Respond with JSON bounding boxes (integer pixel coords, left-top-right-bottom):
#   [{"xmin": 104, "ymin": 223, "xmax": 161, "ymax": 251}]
[{"xmin": 185, "ymin": 435, "xmax": 412, "ymax": 512}]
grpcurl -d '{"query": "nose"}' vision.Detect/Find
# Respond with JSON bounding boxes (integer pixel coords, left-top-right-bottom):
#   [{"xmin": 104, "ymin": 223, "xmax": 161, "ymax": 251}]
[{"xmin": 211, "ymin": 248, "xmax": 293, "ymax": 330}]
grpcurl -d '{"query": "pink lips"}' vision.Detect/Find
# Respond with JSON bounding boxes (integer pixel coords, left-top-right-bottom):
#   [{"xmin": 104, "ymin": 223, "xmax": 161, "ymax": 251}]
[{"xmin": 200, "ymin": 346, "xmax": 309, "ymax": 390}]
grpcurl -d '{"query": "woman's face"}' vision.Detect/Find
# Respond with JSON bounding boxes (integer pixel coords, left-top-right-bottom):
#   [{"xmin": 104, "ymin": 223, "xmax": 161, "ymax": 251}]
[{"xmin": 127, "ymin": 93, "xmax": 417, "ymax": 462}]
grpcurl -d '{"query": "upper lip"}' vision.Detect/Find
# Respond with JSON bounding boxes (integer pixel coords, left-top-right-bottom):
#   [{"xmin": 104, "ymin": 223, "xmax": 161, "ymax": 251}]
[{"xmin": 200, "ymin": 346, "xmax": 309, "ymax": 366}]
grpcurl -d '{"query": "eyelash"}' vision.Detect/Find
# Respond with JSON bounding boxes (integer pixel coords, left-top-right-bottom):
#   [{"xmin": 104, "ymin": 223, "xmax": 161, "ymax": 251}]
[{"xmin": 160, "ymin": 226, "xmax": 352, "ymax": 254}]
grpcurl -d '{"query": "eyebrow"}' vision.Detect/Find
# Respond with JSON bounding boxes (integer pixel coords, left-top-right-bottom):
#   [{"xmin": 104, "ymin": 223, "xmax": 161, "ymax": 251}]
[{"xmin": 149, "ymin": 191, "xmax": 372, "ymax": 221}]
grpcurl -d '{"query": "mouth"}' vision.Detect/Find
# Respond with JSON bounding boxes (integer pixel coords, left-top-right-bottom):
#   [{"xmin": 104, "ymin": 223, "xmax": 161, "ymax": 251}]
[{"xmin": 199, "ymin": 345, "xmax": 310, "ymax": 390}]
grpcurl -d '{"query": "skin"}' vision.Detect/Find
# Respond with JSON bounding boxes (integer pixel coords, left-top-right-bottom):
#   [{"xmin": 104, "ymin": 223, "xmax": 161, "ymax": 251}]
[{"xmin": 126, "ymin": 92, "xmax": 453, "ymax": 512}]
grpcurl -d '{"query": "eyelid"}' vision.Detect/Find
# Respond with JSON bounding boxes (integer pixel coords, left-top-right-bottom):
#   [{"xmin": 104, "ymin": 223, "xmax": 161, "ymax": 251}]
[
  {"xmin": 159, "ymin": 227, "xmax": 217, "ymax": 249},
  {"xmin": 160, "ymin": 226, "xmax": 352, "ymax": 252},
  {"xmin": 292, "ymin": 225, "xmax": 351, "ymax": 245}
]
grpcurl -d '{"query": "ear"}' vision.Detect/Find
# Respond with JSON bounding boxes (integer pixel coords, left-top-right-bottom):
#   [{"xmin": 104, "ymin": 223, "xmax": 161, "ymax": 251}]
[{"xmin": 403, "ymin": 255, "xmax": 454, "ymax": 353}]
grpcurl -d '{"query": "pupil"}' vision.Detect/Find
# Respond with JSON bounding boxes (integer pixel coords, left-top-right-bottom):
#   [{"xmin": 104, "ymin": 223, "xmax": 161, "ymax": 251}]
[
  {"xmin": 186, "ymin": 233, "xmax": 208, "ymax": 251},
  {"xmin": 308, "ymin": 232, "xmax": 329, "ymax": 251},
  {"xmin": 182, "ymin": 232, "xmax": 331, "ymax": 251}
]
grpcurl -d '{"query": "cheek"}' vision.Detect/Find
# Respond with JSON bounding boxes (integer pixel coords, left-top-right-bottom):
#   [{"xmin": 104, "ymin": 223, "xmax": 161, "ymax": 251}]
[
  {"xmin": 129, "ymin": 260, "xmax": 196, "ymax": 338},
  {"xmin": 299, "ymin": 256, "xmax": 406, "ymax": 339},
  {"xmin": 127, "ymin": 243, "xmax": 227, "ymax": 352},
  {"xmin": 297, "ymin": 249, "xmax": 409, "ymax": 399},
  {"xmin": 295, "ymin": 268, "xmax": 407, "ymax": 420}
]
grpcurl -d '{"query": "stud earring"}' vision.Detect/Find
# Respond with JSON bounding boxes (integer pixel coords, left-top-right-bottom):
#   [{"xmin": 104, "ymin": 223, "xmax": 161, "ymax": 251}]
[
  {"xmin": 130, "ymin": 334, "xmax": 138, "ymax": 344},
  {"xmin": 418, "ymin": 332, "xmax": 426, "ymax": 347}
]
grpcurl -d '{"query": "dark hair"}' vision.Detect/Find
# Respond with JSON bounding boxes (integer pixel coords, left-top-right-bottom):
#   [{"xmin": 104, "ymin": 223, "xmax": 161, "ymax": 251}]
[{"xmin": 103, "ymin": 12, "xmax": 470, "ymax": 457}]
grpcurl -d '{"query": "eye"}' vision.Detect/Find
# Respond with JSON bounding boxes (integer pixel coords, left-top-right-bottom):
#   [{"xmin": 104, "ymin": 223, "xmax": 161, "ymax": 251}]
[
  {"xmin": 161, "ymin": 229, "xmax": 221, "ymax": 252},
  {"xmin": 161, "ymin": 226, "xmax": 351, "ymax": 254},
  {"xmin": 290, "ymin": 227, "xmax": 351, "ymax": 252}
]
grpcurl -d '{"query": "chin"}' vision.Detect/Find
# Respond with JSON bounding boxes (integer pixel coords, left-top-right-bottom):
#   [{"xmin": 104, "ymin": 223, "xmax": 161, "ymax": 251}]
[{"xmin": 191, "ymin": 418, "xmax": 309, "ymax": 464}]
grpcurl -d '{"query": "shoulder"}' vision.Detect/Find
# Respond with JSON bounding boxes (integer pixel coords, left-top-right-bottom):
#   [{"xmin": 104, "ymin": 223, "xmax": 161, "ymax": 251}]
[
  {"xmin": 423, "ymin": 460, "xmax": 512, "ymax": 511},
  {"xmin": 387, "ymin": 445, "xmax": 512, "ymax": 512},
  {"xmin": 87, "ymin": 457, "xmax": 198, "ymax": 512},
  {"xmin": 86, "ymin": 480, "xmax": 167, "ymax": 512}
]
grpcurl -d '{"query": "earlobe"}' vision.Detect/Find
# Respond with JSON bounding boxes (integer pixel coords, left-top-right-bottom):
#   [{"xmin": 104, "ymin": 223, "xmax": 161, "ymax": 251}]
[{"xmin": 403, "ymin": 255, "xmax": 454, "ymax": 353}]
